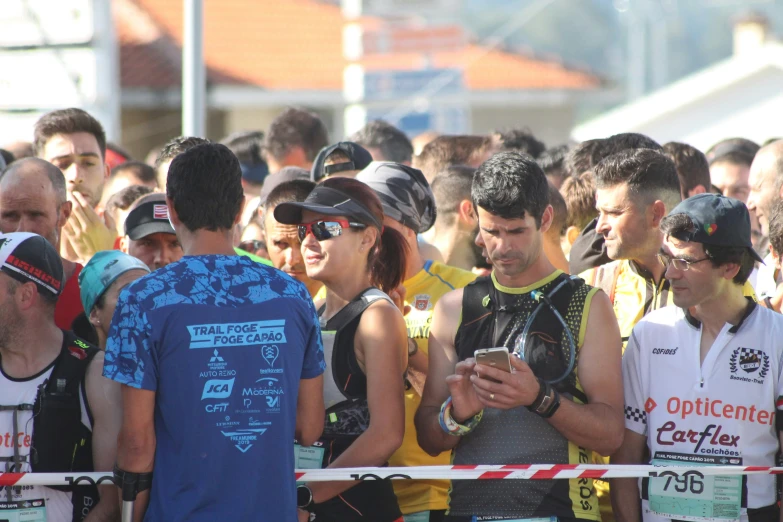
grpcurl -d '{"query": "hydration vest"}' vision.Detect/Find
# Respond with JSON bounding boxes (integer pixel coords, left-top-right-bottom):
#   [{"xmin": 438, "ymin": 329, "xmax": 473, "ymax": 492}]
[{"xmin": 0, "ymin": 331, "xmax": 99, "ymax": 521}]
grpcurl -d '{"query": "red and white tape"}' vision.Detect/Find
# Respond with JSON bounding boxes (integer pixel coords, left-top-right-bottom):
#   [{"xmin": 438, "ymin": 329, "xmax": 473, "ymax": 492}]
[{"xmin": 3, "ymin": 465, "xmax": 783, "ymax": 487}]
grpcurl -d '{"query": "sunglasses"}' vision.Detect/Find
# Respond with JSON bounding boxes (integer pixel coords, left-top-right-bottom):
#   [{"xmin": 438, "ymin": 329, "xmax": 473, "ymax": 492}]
[
  {"xmin": 298, "ymin": 220, "xmax": 367, "ymax": 242},
  {"xmin": 239, "ymin": 239, "xmax": 265, "ymax": 253},
  {"xmin": 511, "ymin": 277, "xmax": 578, "ymax": 384}
]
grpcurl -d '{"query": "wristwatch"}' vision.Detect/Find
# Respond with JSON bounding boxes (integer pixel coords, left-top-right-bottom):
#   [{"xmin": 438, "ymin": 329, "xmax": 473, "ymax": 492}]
[
  {"xmin": 527, "ymin": 378, "xmax": 561, "ymax": 418},
  {"xmin": 407, "ymin": 338, "xmax": 419, "ymax": 357},
  {"xmin": 297, "ymin": 484, "xmax": 315, "ymax": 512}
]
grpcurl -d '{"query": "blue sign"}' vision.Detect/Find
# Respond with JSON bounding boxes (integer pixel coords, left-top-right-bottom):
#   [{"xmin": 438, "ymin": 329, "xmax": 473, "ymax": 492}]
[{"xmin": 362, "ymin": 69, "xmax": 464, "ymax": 101}]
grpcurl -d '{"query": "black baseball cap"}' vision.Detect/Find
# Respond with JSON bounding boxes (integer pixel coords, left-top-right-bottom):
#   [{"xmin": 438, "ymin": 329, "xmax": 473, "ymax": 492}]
[
  {"xmin": 124, "ymin": 193, "xmax": 176, "ymax": 240},
  {"xmin": 666, "ymin": 193, "xmax": 764, "ymax": 262},
  {"xmin": 273, "ymin": 185, "xmax": 382, "ymax": 229},
  {"xmin": 310, "ymin": 142, "xmax": 373, "ymax": 182},
  {"xmin": 0, "ymin": 232, "xmax": 63, "ymax": 298}
]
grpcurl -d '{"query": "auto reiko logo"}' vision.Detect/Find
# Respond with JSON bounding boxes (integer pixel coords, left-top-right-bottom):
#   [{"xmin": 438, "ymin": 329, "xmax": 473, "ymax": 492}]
[{"xmin": 729, "ymin": 347, "xmax": 769, "ymax": 384}]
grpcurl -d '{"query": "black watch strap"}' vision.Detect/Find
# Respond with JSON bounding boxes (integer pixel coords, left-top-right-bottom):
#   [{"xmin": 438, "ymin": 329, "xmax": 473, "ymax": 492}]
[{"xmin": 297, "ymin": 484, "xmax": 315, "ymax": 511}]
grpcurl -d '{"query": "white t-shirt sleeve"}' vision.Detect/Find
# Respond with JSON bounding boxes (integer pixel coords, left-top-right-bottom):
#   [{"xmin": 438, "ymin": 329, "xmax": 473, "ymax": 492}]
[{"xmin": 622, "ymin": 328, "xmax": 647, "ymax": 436}]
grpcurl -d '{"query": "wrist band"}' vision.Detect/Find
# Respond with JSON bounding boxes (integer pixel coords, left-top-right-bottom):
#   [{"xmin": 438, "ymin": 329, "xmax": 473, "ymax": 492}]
[
  {"xmin": 528, "ymin": 378, "xmax": 547, "ymax": 411},
  {"xmin": 527, "ymin": 378, "xmax": 561, "ymax": 418},
  {"xmin": 407, "ymin": 338, "xmax": 419, "ymax": 357},
  {"xmin": 438, "ymin": 397, "xmax": 483, "ymax": 436}
]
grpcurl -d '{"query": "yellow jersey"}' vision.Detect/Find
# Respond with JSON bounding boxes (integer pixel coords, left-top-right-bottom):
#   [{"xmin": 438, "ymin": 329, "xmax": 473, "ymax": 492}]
[{"xmin": 389, "ymin": 260, "xmax": 476, "ymax": 514}]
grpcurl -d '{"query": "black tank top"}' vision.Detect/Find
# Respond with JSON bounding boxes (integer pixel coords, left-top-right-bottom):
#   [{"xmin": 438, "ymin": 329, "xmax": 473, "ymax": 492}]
[
  {"xmin": 313, "ymin": 288, "xmax": 402, "ymax": 522},
  {"xmin": 449, "ymin": 271, "xmax": 601, "ymax": 521}
]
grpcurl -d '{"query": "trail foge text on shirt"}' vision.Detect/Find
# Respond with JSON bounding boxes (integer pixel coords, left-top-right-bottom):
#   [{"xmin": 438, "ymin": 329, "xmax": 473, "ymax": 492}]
[{"xmin": 187, "ymin": 320, "xmax": 287, "ymax": 349}]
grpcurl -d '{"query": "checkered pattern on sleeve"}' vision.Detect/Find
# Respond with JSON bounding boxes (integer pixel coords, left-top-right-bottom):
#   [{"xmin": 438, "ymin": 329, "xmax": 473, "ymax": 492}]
[{"xmin": 625, "ymin": 405, "xmax": 646, "ymax": 425}]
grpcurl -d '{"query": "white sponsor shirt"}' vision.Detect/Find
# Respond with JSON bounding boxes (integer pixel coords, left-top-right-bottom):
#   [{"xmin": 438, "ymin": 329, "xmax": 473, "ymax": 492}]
[
  {"xmin": 623, "ymin": 300, "xmax": 783, "ymax": 521},
  {"xmin": 0, "ymin": 362, "xmax": 92, "ymax": 522}
]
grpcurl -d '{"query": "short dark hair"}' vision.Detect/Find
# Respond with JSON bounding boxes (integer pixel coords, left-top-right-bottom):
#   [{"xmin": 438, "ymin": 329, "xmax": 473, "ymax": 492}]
[
  {"xmin": 413, "ymin": 135, "xmax": 494, "ymax": 182},
  {"xmin": 538, "ymin": 144, "xmax": 570, "ymax": 182},
  {"xmin": 492, "ymin": 128, "xmax": 546, "ymax": 158},
  {"xmin": 221, "ymin": 130, "xmax": 266, "ymax": 165},
  {"xmin": 662, "ymin": 142, "xmax": 711, "ymax": 198},
  {"xmin": 166, "ymin": 143, "xmax": 244, "ymax": 232},
  {"xmin": 350, "ymin": 120, "xmax": 413, "ymax": 164},
  {"xmin": 565, "ymin": 139, "xmax": 603, "ymax": 177},
  {"xmin": 431, "ymin": 165, "xmax": 475, "ymax": 226},
  {"xmin": 591, "ymin": 133, "xmax": 662, "ymax": 166},
  {"xmin": 768, "ymin": 199, "xmax": 783, "ymax": 257},
  {"xmin": 261, "ymin": 180, "xmax": 316, "ymax": 230},
  {"xmin": 560, "ymin": 172, "xmax": 597, "ymax": 231},
  {"xmin": 34, "ymin": 108, "xmax": 107, "ymax": 159},
  {"xmin": 264, "ymin": 107, "xmax": 329, "ymax": 164},
  {"xmin": 472, "ymin": 151, "xmax": 549, "ymax": 226},
  {"xmin": 111, "ymin": 161, "xmax": 157, "ymax": 185},
  {"xmin": 156, "ymin": 136, "xmax": 210, "ymax": 169},
  {"xmin": 660, "ymin": 213, "xmax": 755, "ymax": 285},
  {"xmin": 706, "ymin": 138, "xmax": 760, "ymax": 167},
  {"xmin": 594, "ymin": 149, "xmax": 681, "ymax": 210},
  {"xmin": 105, "ymin": 185, "xmax": 155, "ymax": 215},
  {"xmin": 548, "ymin": 183, "xmax": 567, "ymax": 236}
]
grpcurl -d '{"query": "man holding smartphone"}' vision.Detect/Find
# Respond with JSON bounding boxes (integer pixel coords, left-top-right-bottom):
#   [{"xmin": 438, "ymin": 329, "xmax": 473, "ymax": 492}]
[{"xmin": 415, "ymin": 152, "xmax": 624, "ymax": 522}]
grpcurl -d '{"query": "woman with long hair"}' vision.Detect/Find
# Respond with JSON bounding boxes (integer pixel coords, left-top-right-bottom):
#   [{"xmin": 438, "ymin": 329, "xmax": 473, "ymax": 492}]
[{"xmin": 275, "ymin": 177, "xmax": 409, "ymax": 522}]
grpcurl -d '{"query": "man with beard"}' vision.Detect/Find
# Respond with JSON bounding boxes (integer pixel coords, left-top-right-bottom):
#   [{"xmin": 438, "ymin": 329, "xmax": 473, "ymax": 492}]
[
  {"xmin": 0, "ymin": 158, "xmax": 86, "ymax": 330},
  {"xmin": 427, "ymin": 166, "xmax": 487, "ymax": 273},
  {"xmin": 415, "ymin": 152, "xmax": 623, "ymax": 521},
  {"xmin": 33, "ymin": 108, "xmax": 116, "ymax": 262},
  {"xmin": 261, "ymin": 180, "xmax": 322, "ymax": 297}
]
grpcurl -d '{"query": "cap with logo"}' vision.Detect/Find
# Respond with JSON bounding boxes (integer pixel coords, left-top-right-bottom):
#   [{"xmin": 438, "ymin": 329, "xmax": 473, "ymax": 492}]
[
  {"xmin": 124, "ymin": 193, "xmax": 175, "ymax": 240},
  {"xmin": 666, "ymin": 193, "xmax": 764, "ymax": 262},
  {"xmin": 79, "ymin": 250, "xmax": 150, "ymax": 314},
  {"xmin": 310, "ymin": 142, "xmax": 373, "ymax": 182},
  {"xmin": 273, "ymin": 185, "xmax": 382, "ymax": 229},
  {"xmin": 356, "ymin": 161, "xmax": 436, "ymax": 234},
  {"xmin": 0, "ymin": 232, "xmax": 63, "ymax": 298}
]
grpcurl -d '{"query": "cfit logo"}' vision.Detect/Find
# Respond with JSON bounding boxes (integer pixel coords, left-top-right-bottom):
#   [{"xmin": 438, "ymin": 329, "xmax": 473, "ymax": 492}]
[{"xmin": 201, "ymin": 378, "xmax": 235, "ymax": 400}]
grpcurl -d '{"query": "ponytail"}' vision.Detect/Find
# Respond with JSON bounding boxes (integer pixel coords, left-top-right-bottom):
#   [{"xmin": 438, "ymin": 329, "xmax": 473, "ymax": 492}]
[{"xmin": 368, "ymin": 226, "xmax": 409, "ymax": 294}]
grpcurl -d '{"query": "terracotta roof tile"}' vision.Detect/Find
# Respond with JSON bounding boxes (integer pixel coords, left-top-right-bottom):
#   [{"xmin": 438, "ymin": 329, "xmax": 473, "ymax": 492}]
[{"xmin": 117, "ymin": 0, "xmax": 598, "ymax": 92}]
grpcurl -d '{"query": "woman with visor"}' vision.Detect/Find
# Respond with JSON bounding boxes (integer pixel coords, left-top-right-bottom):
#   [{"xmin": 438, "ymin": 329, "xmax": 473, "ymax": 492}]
[{"xmin": 274, "ymin": 177, "xmax": 409, "ymax": 522}]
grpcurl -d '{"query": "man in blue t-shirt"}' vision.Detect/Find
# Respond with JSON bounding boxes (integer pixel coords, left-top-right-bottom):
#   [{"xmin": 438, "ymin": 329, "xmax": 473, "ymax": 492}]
[{"xmin": 104, "ymin": 143, "xmax": 325, "ymax": 522}]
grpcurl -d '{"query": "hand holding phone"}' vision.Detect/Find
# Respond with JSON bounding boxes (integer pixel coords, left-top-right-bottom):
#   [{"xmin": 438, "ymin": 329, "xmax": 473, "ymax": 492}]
[{"xmin": 474, "ymin": 347, "xmax": 512, "ymax": 383}]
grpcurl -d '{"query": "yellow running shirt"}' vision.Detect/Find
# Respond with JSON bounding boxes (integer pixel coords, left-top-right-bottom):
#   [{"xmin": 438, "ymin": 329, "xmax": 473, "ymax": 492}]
[{"xmin": 389, "ymin": 260, "xmax": 476, "ymax": 514}]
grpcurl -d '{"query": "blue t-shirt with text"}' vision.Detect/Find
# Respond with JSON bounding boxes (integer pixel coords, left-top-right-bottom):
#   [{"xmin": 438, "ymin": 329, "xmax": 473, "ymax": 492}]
[{"xmin": 104, "ymin": 255, "xmax": 324, "ymax": 522}]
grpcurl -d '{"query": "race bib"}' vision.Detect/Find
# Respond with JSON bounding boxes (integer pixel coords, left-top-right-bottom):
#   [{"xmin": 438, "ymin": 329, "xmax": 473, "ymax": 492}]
[
  {"xmin": 647, "ymin": 452, "xmax": 742, "ymax": 521},
  {"xmin": 0, "ymin": 498, "xmax": 46, "ymax": 522},
  {"xmin": 294, "ymin": 443, "xmax": 325, "ymax": 470}
]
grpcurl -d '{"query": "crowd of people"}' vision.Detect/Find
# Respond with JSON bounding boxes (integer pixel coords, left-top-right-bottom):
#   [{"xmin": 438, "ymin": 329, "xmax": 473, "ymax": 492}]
[{"xmin": 1, "ymin": 105, "xmax": 783, "ymax": 522}]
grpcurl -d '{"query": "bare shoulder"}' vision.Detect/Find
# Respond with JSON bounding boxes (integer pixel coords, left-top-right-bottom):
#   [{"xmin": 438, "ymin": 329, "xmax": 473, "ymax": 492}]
[{"xmin": 435, "ymin": 287, "xmax": 464, "ymax": 314}]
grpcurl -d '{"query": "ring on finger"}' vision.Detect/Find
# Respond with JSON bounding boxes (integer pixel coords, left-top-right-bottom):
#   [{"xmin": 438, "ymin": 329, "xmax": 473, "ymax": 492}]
[{"xmin": 490, "ymin": 393, "xmax": 495, "ymax": 400}]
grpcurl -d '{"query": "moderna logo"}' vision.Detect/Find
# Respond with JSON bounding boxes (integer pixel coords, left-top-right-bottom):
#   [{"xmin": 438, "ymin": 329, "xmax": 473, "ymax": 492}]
[{"xmin": 201, "ymin": 378, "xmax": 235, "ymax": 400}]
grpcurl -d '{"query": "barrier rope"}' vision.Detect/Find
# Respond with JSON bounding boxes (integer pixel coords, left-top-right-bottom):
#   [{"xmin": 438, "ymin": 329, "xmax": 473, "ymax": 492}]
[{"xmin": 4, "ymin": 464, "xmax": 783, "ymax": 487}]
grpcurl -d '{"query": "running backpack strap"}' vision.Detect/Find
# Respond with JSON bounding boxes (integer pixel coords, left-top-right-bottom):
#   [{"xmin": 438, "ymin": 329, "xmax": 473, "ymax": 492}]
[
  {"xmin": 460, "ymin": 276, "xmax": 493, "ymax": 326},
  {"xmin": 31, "ymin": 333, "xmax": 98, "ymax": 474},
  {"xmin": 326, "ymin": 288, "xmax": 393, "ymax": 400},
  {"xmin": 323, "ymin": 287, "xmax": 382, "ymax": 332}
]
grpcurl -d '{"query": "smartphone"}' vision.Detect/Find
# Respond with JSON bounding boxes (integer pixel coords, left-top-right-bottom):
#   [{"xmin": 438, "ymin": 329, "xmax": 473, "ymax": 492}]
[{"xmin": 474, "ymin": 347, "xmax": 512, "ymax": 382}]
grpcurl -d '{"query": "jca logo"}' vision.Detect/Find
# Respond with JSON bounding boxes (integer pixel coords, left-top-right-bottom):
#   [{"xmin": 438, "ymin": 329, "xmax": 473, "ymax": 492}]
[{"xmin": 201, "ymin": 378, "xmax": 235, "ymax": 400}]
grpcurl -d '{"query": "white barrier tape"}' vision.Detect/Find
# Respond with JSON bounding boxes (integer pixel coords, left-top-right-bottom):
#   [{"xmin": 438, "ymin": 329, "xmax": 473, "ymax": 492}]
[{"xmin": 4, "ymin": 465, "xmax": 781, "ymax": 487}]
